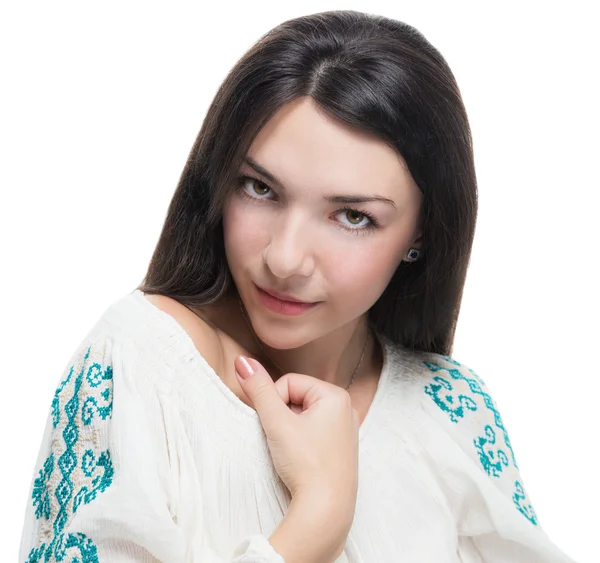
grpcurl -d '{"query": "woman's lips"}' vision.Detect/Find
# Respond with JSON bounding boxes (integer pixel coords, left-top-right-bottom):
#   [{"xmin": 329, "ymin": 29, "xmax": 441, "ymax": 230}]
[
  {"xmin": 257, "ymin": 284, "xmax": 315, "ymax": 304},
  {"xmin": 254, "ymin": 284, "xmax": 320, "ymax": 316}
]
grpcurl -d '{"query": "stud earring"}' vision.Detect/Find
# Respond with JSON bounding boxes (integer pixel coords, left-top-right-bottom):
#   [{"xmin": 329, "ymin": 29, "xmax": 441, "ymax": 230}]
[{"xmin": 404, "ymin": 248, "xmax": 420, "ymax": 262}]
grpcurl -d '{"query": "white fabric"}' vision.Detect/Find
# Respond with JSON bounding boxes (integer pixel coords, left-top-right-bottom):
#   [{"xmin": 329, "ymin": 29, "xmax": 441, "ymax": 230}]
[{"xmin": 18, "ymin": 289, "xmax": 576, "ymax": 562}]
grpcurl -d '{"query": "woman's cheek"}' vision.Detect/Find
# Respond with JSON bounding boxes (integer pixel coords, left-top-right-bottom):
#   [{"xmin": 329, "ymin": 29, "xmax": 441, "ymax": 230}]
[
  {"xmin": 341, "ymin": 245, "xmax": 400, "ymax": 302},
  {"xmin": 224, "ymin": 201, "xmax": 268, "ymax": 261}
]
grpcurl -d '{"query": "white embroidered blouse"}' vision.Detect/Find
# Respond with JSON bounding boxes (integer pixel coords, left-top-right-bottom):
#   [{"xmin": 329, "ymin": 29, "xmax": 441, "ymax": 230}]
[{"xmin": 18, "ymin": 289, "xmax": 576, "ymax": 562}]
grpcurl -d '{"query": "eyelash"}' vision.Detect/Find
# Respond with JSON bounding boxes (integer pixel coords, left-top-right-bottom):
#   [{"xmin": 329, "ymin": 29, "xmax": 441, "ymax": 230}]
[{"xmin": 234, "ymin": 175, "xmax": 380, "ymax": 236}]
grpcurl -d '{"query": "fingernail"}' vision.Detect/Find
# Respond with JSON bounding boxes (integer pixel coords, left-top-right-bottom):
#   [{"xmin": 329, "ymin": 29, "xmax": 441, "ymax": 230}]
[{"xmin": 236, "ymin": 355, "xmax": 255, "ymax": 380}]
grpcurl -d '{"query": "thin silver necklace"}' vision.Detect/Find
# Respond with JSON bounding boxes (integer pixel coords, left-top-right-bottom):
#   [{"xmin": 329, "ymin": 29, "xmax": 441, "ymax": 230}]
[{"xmin": 237, "ymin": 296, "xmax": 369, "ymax": 390}]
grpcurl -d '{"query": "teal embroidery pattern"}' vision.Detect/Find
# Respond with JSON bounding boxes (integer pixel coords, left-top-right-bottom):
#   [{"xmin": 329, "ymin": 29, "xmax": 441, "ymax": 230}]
[
  {"xmin": 423, "ymin": 358, "xmax": 539, "ymax": 526},
  {"xmin": 81, "ymin": 362, "xmax": 113, "ymax": 425},
  {"xmin": 73, "ymin": 450, "xmax": 114, "ymax": 513},
  {"xmin": 473, "ymin": 425, "xmax": 509, "ymax": 478},
  {"xmin": 32, "ymin": 454, "xmax": 54, "ymax": 520},
  {"xmin": 513, "ymin": 480, "xmax": 538, "ymax": 524},
  {"xmin": 423, "ymin": 374, "xmax": 478, "ymax": 423},
  {"xmin": 26, "ymin": 343, "xmax": 115, "ymax": 562}
]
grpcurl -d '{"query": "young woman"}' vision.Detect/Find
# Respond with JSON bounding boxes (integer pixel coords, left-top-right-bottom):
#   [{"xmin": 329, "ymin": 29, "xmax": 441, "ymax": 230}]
[{"xmin": 19, "ymin": 10, "xmax": 576, "ymax": 563}]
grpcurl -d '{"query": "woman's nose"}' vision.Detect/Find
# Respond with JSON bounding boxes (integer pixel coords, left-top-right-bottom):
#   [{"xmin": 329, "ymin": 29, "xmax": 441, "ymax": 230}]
[{"xmin": 263, "ymin": 213, "xmax": 315, "ymax": 279}]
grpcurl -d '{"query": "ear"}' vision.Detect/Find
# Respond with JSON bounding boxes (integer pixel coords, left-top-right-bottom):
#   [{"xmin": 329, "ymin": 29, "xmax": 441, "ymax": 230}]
[{"xmin": 409, "ymin": 231, "xmax": 423, "ymax": 250}]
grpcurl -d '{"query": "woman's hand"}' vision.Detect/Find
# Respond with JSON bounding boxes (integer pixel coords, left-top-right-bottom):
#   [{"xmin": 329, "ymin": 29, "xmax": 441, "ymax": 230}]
[{"xmin": 234, "ymin": 355, "xmax": 360, "ymax": 522}]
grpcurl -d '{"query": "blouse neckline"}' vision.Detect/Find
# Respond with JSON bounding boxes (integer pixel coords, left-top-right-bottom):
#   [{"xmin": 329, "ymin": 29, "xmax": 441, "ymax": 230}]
[{"xmin": 131, "ymin": 289, "xmax": 393, "ymax": 443}]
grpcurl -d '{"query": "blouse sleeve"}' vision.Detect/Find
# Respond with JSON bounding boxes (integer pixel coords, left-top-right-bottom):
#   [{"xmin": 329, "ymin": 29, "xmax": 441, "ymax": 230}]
[
  {"xmin": 420, "ymin": 355, "xmax": 576, "ymax": 563},
  {"xmin": 18, "ymin": 334, "xmax": 285, "ymax": 563}
]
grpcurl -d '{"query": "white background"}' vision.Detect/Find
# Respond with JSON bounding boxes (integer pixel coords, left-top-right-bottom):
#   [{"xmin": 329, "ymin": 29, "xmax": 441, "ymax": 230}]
[{"xmin": 2, "ymin": 1, "xmax": 597, "ymax": 561}]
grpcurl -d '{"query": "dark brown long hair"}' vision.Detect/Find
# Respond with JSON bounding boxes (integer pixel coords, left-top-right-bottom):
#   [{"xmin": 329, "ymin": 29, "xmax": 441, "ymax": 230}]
[{"xmin": 137, "ymin": 10, "xmax": 478, "ymax": 357}]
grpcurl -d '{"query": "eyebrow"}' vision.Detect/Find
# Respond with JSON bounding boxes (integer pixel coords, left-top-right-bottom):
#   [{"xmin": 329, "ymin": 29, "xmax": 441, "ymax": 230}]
[{"xmin": 243, "ymin": 156, "xmax": 397, "ymax": 210}]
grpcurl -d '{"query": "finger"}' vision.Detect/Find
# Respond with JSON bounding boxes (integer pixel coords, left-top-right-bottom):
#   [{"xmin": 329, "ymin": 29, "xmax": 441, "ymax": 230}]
[
  {"xmin": 274, "ymin": 376, "xmax": 306, "ymax": 413},
  {"xmin": 274, "ymin": 372, "xmax": 341, "ymax": 411},
  {"xmin": 234, "ymin": 356, "xmax": 290, "ymax": 423}
]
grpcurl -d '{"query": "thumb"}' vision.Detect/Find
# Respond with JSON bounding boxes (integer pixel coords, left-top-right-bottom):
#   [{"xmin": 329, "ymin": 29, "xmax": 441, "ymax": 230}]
[{"xmin": 234, "ymin": 355, "xmax": 290, "ymax": 426}]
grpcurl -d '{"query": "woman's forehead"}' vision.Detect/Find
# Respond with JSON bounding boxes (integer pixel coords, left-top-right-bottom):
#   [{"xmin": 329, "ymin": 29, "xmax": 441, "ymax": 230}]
[{"xmin": 244, "ymin": 98, "xmax": 419, "ymax": 206}]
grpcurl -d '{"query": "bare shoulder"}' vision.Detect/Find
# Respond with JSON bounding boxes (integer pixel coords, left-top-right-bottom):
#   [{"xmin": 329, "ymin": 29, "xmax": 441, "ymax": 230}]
[{"xmin": 142, "ymin": 293, "xmax": 224, "ymax": 376}]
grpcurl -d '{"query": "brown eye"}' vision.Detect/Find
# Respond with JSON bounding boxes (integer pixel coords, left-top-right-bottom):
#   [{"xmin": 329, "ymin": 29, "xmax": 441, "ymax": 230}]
[
  {"xmin": 248, "ymin": 178, "xmax": 270, "ymax": 196},
  {"xmin": 335, "ymin": 206, "xmax": 377, "ymax": 233},
  {"xmin": 345, "ymin": 209, "xmax": 365, "ymax": 224}
]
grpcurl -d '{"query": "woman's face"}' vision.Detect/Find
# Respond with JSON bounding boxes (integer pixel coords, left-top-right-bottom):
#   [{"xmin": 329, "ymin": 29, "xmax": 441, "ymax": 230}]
[{"xmin": 222, "ymin": 97, "xmax": 423, "ymax": 349}]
